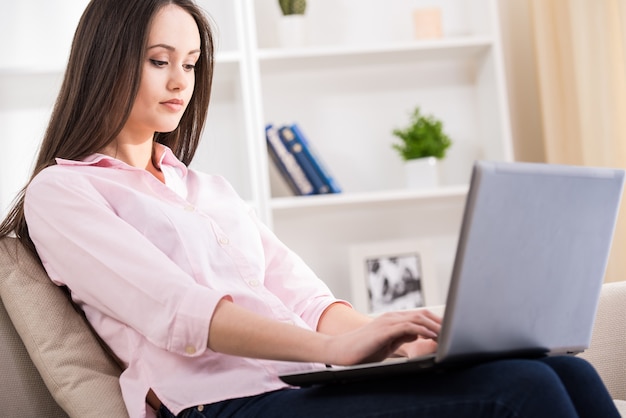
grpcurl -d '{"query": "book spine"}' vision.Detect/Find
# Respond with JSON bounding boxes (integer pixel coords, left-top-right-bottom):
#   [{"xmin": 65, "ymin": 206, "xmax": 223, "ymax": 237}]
[
  {"xmin": 278, "ymin": 125, "xmax": 331, "ymax": 195},
  {"xmin": 290, "ymin": 123, "xmax": 342, "ymax": 194},
  {"xmin": 265, "ymin": 125, "xmax": 315, "ymax": 196}
]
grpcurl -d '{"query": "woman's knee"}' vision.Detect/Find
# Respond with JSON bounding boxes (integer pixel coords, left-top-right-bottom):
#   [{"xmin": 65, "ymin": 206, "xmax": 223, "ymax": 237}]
[
  {"xmin": 539, "ymin": 355, "xmax": 604, "ymax": 386},
  {"xmin": 479, "ymin": 358, "xmax": 564, "ymax": 385},
  {"xmin": 471, "ymin": 359, "xmax": 578, "ymax": 417},
  {"xmin": 538, "ymin": 355, "xmax": 619, "ymax": 416},
  {"xmin": 540, "ymin": 354, "xmax": 595, "ymax": 374}
]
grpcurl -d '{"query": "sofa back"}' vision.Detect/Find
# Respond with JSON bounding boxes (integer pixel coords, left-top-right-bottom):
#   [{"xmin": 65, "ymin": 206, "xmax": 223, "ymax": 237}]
[
  {"xmin": 0, "ymin": 237, "xmax": 128, "ymax": 417},
  {"xmin": 578, "ymin": 281, "xmax": 626, "ymax": 401},
  {"xmin": 0, "ymin": 292, "xmax": 68, "ymax": 417}
]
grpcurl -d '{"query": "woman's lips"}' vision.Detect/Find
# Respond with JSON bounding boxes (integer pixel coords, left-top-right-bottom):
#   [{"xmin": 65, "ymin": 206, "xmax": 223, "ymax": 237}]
[{"xmin": 161, "ymin": 99, "xmax": 184, "ymax": 112}]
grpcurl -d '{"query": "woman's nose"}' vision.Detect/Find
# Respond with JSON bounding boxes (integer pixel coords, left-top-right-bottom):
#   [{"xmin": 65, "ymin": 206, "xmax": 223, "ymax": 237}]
[{"xmin": 168, "ymin": 67, "xmax": 189, "ymax": 91}]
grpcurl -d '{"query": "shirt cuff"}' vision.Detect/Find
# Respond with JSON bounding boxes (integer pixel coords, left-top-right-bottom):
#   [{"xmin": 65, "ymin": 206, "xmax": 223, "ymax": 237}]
[{"xmin": 168, "ymin": 286, "xmax": 229, "ymax": 357}]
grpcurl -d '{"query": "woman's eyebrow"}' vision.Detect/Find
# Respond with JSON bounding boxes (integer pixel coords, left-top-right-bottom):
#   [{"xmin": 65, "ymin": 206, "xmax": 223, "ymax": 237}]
[{"xmin": 148, "ymin": 43, "xmax": 201, "ymax": 55}]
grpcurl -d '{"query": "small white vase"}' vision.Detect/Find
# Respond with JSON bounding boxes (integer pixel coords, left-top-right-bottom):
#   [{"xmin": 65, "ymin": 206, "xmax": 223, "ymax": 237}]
[
  {"xmin": 277, "ymin": 14, "xmax": 306, "ymax": 48},
  {"xmin": 404, "ymin": 157, "xmax": 439, "ymax": 190}
]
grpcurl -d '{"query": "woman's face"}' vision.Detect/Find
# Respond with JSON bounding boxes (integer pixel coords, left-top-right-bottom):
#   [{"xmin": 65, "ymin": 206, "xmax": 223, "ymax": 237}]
[{"xmin": 123, "ymin": 4, "xmax": 201, "ymax": 141}]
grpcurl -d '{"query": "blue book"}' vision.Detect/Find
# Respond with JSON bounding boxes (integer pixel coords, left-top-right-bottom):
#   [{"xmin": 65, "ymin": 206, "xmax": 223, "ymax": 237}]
[
  {"xmin": 278, "ymin": 125, "xmax": 331, "ymax": 194},
  {"xmin": 265, "ymin": 125, "xmax": 314, "ymax": 196},
  {"xmin": 290, "ymin": 123, "xmax": 342, "ymax": 194}
]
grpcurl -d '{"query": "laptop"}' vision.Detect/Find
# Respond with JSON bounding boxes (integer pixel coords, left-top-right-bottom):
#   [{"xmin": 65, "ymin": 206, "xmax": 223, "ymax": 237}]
[{"xmin": 280, "ymin": 160, "xmax": 625, "ymax": 387}]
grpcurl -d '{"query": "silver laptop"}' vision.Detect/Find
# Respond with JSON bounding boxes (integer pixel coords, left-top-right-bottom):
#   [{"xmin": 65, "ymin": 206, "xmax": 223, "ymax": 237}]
[{"xmin": 280, "ymin": 160, "xmax": 625, "ymax": 386}]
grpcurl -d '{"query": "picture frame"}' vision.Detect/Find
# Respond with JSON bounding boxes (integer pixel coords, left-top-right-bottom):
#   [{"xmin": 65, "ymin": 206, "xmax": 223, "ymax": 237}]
[{"xmin": 349, "ymin": 239, "xmax": 439, "ymax": 315}]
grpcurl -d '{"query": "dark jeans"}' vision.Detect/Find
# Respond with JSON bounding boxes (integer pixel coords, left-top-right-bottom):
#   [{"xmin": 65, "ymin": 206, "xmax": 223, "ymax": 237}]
[{"xmin": 157, "ymin": 356, "xmax": 619, "ymax": 418}]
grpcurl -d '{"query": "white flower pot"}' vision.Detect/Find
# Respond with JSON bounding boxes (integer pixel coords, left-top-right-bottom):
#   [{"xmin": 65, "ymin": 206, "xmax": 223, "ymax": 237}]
[
  {"xmin": 277, "ymin": 14, "xmax": 306, "ymax": 48},
  {"xmin": 404, "ymin": 157, "xmax": 439, "ymax": 190}
]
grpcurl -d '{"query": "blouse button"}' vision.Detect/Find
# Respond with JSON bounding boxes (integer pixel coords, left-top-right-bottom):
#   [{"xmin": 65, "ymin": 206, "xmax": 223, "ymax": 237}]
[
  {"xmin": 185, "ymin": 346, "xmax": 196, "ymax": 355},
  {"xmin": 218, "ymin": 237, "xmax": 230, "ymax": 245},
  {"xmin": 184, "ymin": 205, "xmax": 195, "ymax": 212},
  {"xmin": 248, "ymin": 279, "xmax": 260, "ymax": 287}
]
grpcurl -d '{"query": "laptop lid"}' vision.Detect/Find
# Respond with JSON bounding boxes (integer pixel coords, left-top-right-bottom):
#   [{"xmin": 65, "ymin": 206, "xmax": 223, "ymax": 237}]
[{"xmin": 437, "ymin": 161, "xmax": 625, "ymax": 362}]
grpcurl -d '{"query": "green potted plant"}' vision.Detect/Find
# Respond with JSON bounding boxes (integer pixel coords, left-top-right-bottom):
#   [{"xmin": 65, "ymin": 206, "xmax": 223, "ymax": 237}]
[
  {"xmin": 277, "ymin": 0, "xmax": 307, "ymax": 48},
  {"xmin": 391, "ymin": 106, "xmax": 452, "ymax": 189},
  {"xmin": 279, "ymin": 0, "xmax": 306, "ymax": 15}
]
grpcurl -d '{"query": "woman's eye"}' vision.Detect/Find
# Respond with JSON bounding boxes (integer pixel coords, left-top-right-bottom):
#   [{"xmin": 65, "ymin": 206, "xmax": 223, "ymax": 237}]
[
  {"xmin": 183, "ymin": 64, "xmax": 196, "ymax": 71},
  {"xmin": 150, "ymin": 59, "xmax": 168, "ymax": 67}
]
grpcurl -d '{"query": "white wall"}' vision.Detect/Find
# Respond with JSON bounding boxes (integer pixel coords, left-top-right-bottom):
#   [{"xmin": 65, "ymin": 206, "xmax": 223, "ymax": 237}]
[
  {"xmin": 0, "ymin": 74, "xmax": 62, "ymax": 213},
  {"xmin": 0, "ymin": 1, "xmax": 86, "ymax": 72},
  {"xmin": 0, "ymin": 1, "xmax": 88, "ymax": 215},
  {"xmin": 255, "ymin": 0, "xmax": 476, "ymax": 48}
]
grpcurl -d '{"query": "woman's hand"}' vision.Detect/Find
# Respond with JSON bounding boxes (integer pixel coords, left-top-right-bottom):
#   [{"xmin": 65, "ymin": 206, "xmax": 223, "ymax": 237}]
[
  {"xmin": 323, "ymin": 309, "xmax": 441, "ymax": 366},
  {"xmin": 395, "ymin": 337, "xmax": 439, "ymax": 358},
  {"xmin": 393, "ymin": 308, "xmax": 442, "ymax": 359}
]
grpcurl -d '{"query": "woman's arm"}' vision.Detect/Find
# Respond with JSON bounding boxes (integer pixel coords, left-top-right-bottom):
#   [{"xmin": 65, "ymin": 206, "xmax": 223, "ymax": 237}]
[
  {"xmin": 208, "ymin": 299, "xmax": 440, "ymax": 366},
  {"xmin": 317, "ymin": 302, "xmax": 372, "ymax": 334}
]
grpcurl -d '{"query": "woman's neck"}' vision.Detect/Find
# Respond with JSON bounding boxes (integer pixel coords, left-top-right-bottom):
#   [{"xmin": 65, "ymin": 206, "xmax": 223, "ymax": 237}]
[{"xmin": 100, "ymin": 136, "xmax": 165, "ymax": 183}]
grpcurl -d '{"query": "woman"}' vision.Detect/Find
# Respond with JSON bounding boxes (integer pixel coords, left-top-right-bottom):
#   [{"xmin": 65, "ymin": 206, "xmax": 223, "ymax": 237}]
[{"xmin": 0, "ymin": 1, "xmax": 619, "ymax": 417}]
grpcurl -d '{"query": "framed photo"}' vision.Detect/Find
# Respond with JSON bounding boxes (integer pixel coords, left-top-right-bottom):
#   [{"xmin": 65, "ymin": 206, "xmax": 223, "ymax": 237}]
[{"xmin": 349, "ymin": 239, "xmax": 438, "ymax": 315}]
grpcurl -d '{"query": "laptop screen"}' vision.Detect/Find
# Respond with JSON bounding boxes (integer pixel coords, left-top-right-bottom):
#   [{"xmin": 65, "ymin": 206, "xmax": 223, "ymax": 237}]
[{"xmin": 438, "ymin": 161, "xmax": 625, "ymax": 362}]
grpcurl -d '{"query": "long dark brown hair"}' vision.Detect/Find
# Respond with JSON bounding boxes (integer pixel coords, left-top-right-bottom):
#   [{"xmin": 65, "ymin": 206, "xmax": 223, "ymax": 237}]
[{"xmin": 0, "ymin": 0, "xmax": 214, "ymax": 255}]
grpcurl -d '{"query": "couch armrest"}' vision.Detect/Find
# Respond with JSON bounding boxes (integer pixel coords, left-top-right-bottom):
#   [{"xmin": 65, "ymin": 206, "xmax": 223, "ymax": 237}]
[{"xmin": 578, "ymin": 281, "xmax": 626, "ymax": 401}]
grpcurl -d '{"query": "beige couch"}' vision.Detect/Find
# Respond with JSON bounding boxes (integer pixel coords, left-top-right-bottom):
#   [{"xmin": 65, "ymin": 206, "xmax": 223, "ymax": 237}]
[{"xmin": 1, "ymin": 235, "xmax": 625, "ymax": 416}]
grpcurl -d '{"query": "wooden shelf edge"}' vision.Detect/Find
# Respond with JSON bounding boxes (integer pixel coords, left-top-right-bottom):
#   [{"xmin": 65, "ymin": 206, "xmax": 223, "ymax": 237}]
[
  {"xmin": 257, "ymin": 36, "xmax": 494, "ymax": 61},
  {"xmin": 270, "ymin": 185, "xmax": 469, "ymax": 212}
]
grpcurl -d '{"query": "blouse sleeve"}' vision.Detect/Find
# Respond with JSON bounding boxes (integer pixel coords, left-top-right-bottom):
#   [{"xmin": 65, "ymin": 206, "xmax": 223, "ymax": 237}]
[
  {"xmin": 24, "ymin": 168, "xmax": 229, "ymax": 357},
  {"xmin": 250, "ymin": 211, "xmax": 351, "ymax": 331}
]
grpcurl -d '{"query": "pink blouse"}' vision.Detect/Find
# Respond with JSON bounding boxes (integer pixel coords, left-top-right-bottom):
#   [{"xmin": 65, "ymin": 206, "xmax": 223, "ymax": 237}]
[{"xmin": 24, "ymin": 144, "xmax": 343, "ymax": 418}]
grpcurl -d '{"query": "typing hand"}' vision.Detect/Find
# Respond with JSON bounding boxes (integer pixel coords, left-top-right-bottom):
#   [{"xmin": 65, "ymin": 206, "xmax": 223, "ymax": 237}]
[{"xmin": 325, "ymin": 309, "xmax": 441, "ymax": 366}]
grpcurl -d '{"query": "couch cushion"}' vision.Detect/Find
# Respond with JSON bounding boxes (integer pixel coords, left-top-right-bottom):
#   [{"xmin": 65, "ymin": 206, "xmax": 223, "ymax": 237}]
[
  {"xmin": 0, "ymin": 294, "xmax": 68, "ymax": 417},
  {"xmin": 0, "ymin": 237, "xmax": 128, "ymax": 417},
  {"xmin": 578, "ymin": 281, "xmax": 626, "ymax": 402},
  {"xmin": 615, "ymin": 399, "xmax": 626, "ymax": 416}
]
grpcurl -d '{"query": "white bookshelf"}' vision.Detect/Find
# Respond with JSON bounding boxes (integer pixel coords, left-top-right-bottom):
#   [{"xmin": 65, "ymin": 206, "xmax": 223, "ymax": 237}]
[
  {"xmin": 0, "ymin": 0, "xmax": 513, "ymax": 306},
  {"xmin": 248, "ymin": 0, "xmax": 513, "ymax": 303}
]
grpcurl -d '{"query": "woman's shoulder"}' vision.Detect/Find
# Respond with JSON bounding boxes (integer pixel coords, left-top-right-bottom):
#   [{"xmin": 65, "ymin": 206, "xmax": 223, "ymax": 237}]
[
  {"xmin": 31, "ymin": 163, "xmax": 75, "ymax": 185},
  {"xmin": 30, "ymin": 161, "xmax": 89, "ymax": 187},
  {"xmin": 27, "ymin": 158, "xmax": 120, "ymax": 199}
]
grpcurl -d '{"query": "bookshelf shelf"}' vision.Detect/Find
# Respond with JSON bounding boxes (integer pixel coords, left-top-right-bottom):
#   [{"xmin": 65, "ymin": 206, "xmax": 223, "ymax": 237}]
[
  {"xmin": 257, "ymin": 36, "xmax": 494, "ymax": 73},
  {"xmin": 270, "ymin": 186, "xmax": 469, "ymax": 213}
]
